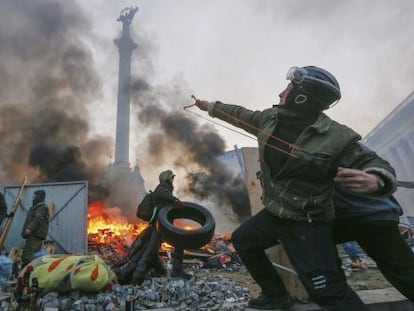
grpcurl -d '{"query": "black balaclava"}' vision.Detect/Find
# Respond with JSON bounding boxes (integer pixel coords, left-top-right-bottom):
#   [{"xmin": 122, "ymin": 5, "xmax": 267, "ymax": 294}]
[{"xmin": 33, "ymin": 190, "xmax": 46, "ymax": 205}]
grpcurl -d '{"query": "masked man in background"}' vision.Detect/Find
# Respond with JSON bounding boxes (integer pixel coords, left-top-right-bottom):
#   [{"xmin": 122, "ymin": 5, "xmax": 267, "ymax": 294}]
[{"xmin": 21, "ymin": 190, "xmax": 49, "ymax": 267}]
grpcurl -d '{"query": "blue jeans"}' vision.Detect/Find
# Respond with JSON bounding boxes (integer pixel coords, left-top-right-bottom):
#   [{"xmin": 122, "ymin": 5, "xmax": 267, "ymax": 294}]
[
  {"xmin": 232, "ymin": 208, "xmax": 368, "ymax": 310},
  {"xmin": 342, "ymin": 241, "xmax": 361, "ymax": 261}
]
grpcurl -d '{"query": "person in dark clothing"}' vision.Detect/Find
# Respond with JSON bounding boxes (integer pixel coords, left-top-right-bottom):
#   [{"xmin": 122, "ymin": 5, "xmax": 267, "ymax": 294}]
[
  {"xmin": 21, "ymin": 190, "xmax": 49, "ymax": 267},
  {"xmin": 0, "ymin": 192, "xmax": 14, "ymax": 228},
  {"xmin": 333, "ymin": 176, "xmax": 414, "ymax": 302},
  {"xmin": 194, "ymin": 65, "xmax": 397, "ymax": 310},
  {"xmin": 153, "ymin": 170, "xmax": 192, "ymax": 279},
  {"xmin": 132, "ymin": 170, "xmax": 191, "ymax": 284}
]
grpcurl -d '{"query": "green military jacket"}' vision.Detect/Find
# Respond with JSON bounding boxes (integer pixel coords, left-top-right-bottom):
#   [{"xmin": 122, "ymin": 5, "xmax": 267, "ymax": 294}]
[
  {"xmin": 211, "ymin": 102, "xmax": 397, "ymax": 222},
  {"xmin": 21, "ymin": 201, "xmax": 49, "ymax": 240}
]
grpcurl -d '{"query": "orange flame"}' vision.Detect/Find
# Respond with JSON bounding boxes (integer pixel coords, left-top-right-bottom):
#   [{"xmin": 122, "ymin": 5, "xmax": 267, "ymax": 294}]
[
  {"xmin": 87, "ymin": 202, "xmax": 208, "ymax": 254},
  {"xmin": 87, "ymin": 201, "xmax": 147, "ymax": 250}
]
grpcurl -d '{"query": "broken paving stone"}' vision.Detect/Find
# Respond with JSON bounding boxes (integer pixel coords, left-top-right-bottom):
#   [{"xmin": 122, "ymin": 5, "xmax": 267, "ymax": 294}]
[{"xmin": 43, "ymin": 274, "xmax": 249, "ymax": 310}]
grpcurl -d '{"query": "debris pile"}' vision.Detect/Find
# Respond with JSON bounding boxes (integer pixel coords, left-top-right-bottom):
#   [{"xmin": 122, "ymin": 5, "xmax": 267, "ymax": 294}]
[
  {"xmin": 88, "ymin": 236, "xmax": 127, "ymax": 266},
  {"xmin": 89, "ymin": 231, "xmax": 242, "ymax": 271},
  {"xmin": 1, "ymin": 273, "xmax": 250, "ymax": 311},
  {"xmin": 1, "ymin": 233, "xmax": 248, "ymax": 310}
]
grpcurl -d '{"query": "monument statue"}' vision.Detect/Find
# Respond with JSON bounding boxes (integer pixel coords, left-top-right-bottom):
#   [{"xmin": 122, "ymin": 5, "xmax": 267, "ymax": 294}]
[{"xmin": 117, "ymin": 6, "xmax": 138, "ymax": 25}]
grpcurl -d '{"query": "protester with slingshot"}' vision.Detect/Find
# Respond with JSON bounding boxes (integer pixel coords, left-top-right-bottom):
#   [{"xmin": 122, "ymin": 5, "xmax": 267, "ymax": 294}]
[{"xmin": 191, "ymin": 66, "xmax": 397, "ymax": 310}]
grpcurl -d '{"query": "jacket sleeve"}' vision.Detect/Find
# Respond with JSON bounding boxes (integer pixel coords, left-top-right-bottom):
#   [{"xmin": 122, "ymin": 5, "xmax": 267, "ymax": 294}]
[
  {"xmin": 209, "ymin": 101, "xmax": 267, "ymax": 136},
  {"xmin": 338, "ymin": 142, "xmax": 397, "ymax": 195}
]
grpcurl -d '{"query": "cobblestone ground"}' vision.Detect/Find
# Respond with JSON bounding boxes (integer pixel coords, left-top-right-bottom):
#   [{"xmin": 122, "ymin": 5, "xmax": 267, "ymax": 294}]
[{"xmin": 202, "ymin": 254, "xmax": 393, "ymax": 299}]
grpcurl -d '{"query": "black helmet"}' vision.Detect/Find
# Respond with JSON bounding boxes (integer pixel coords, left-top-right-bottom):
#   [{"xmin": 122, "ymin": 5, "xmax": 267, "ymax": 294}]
[{"xmin": 286, "ymin": 66, "xmax": 341, "ymax": 110}]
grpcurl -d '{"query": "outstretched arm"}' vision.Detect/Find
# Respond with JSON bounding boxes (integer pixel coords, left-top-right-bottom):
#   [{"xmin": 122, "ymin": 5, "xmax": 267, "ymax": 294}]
[{"xmin": 193, "ymin": 96, "xmax": 267, "ymax": 136}]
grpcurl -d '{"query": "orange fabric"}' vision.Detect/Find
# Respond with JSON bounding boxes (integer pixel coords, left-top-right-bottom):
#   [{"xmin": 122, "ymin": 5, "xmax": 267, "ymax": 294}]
[
  {"xmin": 48, "ymin": 254, "xmax": 71, "ymax": 272},
  {"xmin": 91, "ymin": 264, "xmax": 99, "ymax": 281}
]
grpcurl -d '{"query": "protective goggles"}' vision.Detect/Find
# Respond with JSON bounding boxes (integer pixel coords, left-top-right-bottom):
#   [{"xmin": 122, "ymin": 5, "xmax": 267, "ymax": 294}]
[{"xmin": 286, "ymin": 66, "xmax": 308, "ymax": 84}]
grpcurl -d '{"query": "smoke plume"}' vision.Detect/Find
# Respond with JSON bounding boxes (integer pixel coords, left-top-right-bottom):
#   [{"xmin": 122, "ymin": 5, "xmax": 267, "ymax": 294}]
[
  {"xmin": 131, "ymin": 82, "xmax": 252, "ymax": 223},
  {"xmin": 0, "ymin": 0, "xmax": 253, "ymax": 225},
  {"xmin": 0, "ymin": 0, "xmax": 112, "ymax": 201}
]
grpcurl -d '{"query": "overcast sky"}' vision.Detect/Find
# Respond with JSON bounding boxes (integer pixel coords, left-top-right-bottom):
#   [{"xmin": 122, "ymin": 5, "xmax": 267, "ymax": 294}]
[
  {"xmin": 74, "ymin": 0, "xmax": 414, "ymax": 155},
  {"xmin": 1, "ymin": 0, "xmax": 413, "ymax": 188}
]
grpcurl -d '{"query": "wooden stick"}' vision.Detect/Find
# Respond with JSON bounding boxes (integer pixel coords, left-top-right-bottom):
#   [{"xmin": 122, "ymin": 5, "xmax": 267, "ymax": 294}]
[
  {"xmin": 48, "ymin": 202, "xmax": 55, "ymax": 217},
  {"xmin": 0, "ymin": 176, "xmax": 28, "ymax": 250}
]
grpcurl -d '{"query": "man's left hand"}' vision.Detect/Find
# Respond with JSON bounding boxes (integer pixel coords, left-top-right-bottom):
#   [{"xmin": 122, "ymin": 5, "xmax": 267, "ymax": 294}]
[{"xmin": 334, "ymin": 167, "xmax": 379, "ymax": 193}]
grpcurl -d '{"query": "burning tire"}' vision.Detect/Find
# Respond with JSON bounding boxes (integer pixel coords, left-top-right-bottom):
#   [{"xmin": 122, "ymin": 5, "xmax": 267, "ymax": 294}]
[{"xmin": 157, "ymin": 202, "xmax": 215, "ymax": 249}]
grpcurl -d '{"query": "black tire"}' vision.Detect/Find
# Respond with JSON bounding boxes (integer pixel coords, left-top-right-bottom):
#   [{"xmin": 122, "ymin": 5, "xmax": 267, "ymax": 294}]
[{"xmin": 157, "ymin": 202, "xmax": 215, "ymax": 249}]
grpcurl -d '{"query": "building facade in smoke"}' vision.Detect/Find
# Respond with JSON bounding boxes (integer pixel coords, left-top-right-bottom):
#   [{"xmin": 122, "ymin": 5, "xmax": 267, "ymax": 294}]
[
  {"xmin": 362, "ymin": 91, "xmax": 414, "ymax": 217},
  {"xmin": 105, "ymin": 7, "xmax": 146, "ymax": 219},
  {"xmin": 218, "ymin": 146, "xmax": 261, "ymax": 216}
]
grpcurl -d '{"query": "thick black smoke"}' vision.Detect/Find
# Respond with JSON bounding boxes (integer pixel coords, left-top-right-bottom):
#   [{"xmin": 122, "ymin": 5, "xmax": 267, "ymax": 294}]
[
  {"xmin": 0, "ymin": 0, "xmax": 253, "ymax": 222},
  {"xmin": 0, "ymin": 0, "xmax": 111, "ymax": 201},
  {"xmin": 131, "ymin": 84, "xmax": 252, "ymax": 222}
]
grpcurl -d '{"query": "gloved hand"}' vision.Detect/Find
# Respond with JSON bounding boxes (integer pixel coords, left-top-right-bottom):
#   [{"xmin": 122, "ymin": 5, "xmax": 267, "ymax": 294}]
[
  {"xmin": 174, "ymin": 199, "xmax": 183, "ymax": 208},
  {"xmin": 7, "ymin": 211, "xmax": 14, "ymax": 217}
]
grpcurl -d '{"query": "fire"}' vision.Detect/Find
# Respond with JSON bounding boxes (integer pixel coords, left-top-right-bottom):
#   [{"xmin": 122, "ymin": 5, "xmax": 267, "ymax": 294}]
[
  {"xmin": 88, "ymin": 202, "xmax": 206, "ymax": 258},
  {"xmin": 161, "ymin": 219, "xmax": 201, "ymax": 250},
  {"xmin": 87, "ymin": 201, "xmax": 147, "ymax": 249}
]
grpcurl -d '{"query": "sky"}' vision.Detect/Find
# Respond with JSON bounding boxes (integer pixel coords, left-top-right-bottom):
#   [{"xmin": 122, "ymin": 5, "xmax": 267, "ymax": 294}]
[
  {"xmin": 0, "ymin": 0, "xmax": 413, "ymax": 219},
  {"xmin": 74, "ymin": 0, "xmax": 414, "ymax": 152}
]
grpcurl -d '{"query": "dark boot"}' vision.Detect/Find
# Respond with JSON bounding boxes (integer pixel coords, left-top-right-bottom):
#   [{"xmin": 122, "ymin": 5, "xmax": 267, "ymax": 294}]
[
  {"xmin": 248, "ymin": 294, "xmax": 294, "ymax": 310},
  {"xmin": 170, "ymin": 257, "xmax": 192, "ymax": 280},
  {"xmin": 151, "ymin": 255, "xmax": 167, "ymax": 277},
  {"xmin": 131, "ymin": 274, "xmax": 145, "ymax": 286},
  {"xmin": 170, "ymin": 247, "xmax": 192, "ymax": 279}
]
